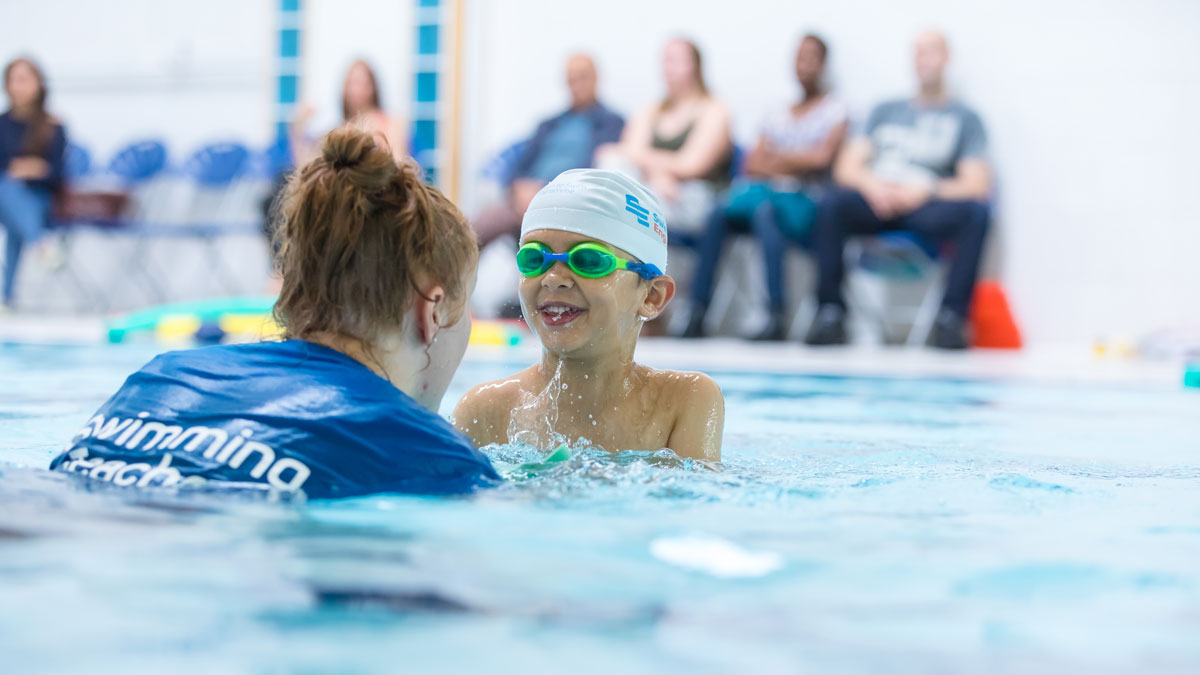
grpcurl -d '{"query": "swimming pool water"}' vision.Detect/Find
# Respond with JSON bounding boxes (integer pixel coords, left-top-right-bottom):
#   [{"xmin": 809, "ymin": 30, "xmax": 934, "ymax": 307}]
[{"xmin": 1, "ymin": 341, "xmax": 1198, "ymax": 674}]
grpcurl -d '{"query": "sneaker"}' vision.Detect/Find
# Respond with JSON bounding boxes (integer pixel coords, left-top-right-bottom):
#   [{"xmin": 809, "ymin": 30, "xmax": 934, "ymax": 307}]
[
  {"xmin": 680, "ymin": 308, "xmax": 706, "ymax": 339},
  {"xmin": 749, "ymin": 311, "xmax": 788, "ymax": 341},
  {"xmin": 930, "ymin": 309, "xmax": 970, "ymax": 350},
  {"xmin": 804, "ymin": 304, "xmax": 848, "ymax": 346}
]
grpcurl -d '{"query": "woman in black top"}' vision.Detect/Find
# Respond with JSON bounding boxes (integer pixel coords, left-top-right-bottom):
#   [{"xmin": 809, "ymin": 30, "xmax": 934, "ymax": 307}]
[{"xmin": 1, "ymin": 57, "xmax": 67, "ymax": 310}]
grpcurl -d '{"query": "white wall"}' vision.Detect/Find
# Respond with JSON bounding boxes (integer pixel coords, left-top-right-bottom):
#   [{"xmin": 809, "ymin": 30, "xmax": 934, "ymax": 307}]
[
  {"xmin": 0, "ymin": 0, "xmax": 273, "ymax": 164},
  {"xmin": 460, "ymin": 0, "xmax": 1200, "ymax": 345}
]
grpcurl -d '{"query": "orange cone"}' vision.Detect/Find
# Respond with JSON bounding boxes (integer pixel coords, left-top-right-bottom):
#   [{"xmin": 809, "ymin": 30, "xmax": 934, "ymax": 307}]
[{"xmin": 970, "ymin": 281, "xmax": 1022, "ymax": 349}]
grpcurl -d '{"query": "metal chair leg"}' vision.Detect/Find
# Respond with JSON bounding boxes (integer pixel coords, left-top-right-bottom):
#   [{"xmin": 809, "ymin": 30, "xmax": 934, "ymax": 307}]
[{"xmin": 905, "ymin": 267, "xmax": 947, "ymax": 347}]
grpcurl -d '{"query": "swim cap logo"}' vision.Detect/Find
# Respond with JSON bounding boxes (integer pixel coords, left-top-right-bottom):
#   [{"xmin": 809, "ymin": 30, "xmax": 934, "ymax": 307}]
[{"xmin": 625, "ymin": 194, "xmax": 651, "ymax": 228}]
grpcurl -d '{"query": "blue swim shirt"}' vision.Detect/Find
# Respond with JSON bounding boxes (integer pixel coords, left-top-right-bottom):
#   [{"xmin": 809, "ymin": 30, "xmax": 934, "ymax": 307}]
[{"xmin": 48, "ymin": 340, "xmax": 501, "ymax": 498}]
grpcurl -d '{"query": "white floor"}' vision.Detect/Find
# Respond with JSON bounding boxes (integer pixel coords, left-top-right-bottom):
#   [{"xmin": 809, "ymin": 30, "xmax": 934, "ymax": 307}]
[{"xmin": 1, "ymin": 313, "xmax": 1191, "ymax": 390}]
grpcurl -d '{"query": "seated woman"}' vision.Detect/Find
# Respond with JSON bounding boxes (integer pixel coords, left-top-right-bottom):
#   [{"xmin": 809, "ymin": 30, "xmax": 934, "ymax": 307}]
[
  {"xmin": 1, "ymin": 57, "xmax": 67, "ymax": 311},
  {"xmin": 289, "ymin": 60, "xmax": 407, "ymax": 165},
  {"xmin": 596, "ymin": 38, "xmax": 733, "ymax": 233},
  {"xmin": 266, "ymin": 61, "xmax": 408, "ymax": 294},
  {"xmin": 50, "ymin": 127, "xmax": 500, "ymax": 498},
  {"xmin": 681, "ymin": 35, "xmax": 848, "ymax": 340}
]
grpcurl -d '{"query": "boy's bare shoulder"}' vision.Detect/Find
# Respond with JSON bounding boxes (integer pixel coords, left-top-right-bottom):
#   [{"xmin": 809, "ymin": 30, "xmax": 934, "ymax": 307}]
[
  {"xmin": 457, "ymin": 366, "xmax": 536, "ymax": 413},
  {"xmin": 453, "ymin": 366, "xmax": 538, "ymax": 445},
  {"xmin": 644, "ymin": 367, "xmax": 723, "ymax": 405},
  {"xmin": 643, "ymin": 367, "xmax": 725, "ymax": 461}
]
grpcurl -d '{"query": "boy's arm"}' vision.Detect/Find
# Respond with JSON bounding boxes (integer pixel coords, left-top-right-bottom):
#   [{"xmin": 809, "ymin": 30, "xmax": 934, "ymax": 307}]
[{"xmin": 666, "ymin": 373, "xmax": 725, "ymax": 462}]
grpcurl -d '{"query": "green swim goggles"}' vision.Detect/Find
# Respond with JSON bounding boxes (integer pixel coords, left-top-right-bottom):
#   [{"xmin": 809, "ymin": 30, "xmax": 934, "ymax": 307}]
[{"xmin": 516, "ymin": 241, "xmax": 663, "ymax": 280}]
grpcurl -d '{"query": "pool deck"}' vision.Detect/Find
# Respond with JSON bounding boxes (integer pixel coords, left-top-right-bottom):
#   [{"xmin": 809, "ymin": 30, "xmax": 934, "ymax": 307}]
[{"xmin": 0, "ymin": 313, "xmax": 1191, "ymax": 389}]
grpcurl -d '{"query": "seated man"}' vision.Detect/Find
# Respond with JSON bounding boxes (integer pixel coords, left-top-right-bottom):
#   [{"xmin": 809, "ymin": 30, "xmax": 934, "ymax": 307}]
[
  {"xmin": 806, "ymin": 30, "xmax": 992, "ymax": 349},
  {"xmin": 473, "ymin": 54, "xmax": 623, "ymax": 246}
]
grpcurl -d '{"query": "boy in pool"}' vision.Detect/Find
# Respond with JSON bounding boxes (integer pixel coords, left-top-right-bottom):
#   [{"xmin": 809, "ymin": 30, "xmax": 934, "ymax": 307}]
[{"xmin": 455, "ymin": 169, "xmax": 724, "ymax": 461}]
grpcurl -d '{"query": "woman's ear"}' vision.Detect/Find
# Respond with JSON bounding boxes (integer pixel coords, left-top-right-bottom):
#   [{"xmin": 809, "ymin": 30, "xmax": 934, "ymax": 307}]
[
  {"xmin": 415, "ymin": 285, "xmax": 446, "ymax": 345},
  {"xmin": 638, "ymin": 275, "xmax": 676, "ymax": 321}
]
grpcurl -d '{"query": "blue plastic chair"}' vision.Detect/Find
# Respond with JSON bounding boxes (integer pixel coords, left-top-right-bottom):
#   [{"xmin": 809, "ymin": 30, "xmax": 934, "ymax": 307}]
[
  {"xmin": 108, "ymin": 140, "xmax": 168, "ymax": 183},
  {"xmin": 173, "ymin": 142, "xmax": 257, "ymax": 295},
  {"xmin": 182, "ymin": 142, "xmax": 250, "ymax": 186},
  {"xmin": 249, "ymin": 141, "xmax": 293, "ymax": 180},
  {"xmin": 81, "ymin": 140, "xmax": 171, "ymax": 307},
  {"xmin": 44, "ymin": 141, "xmax": 168, "ymax": 311},
  {"xmin": 34, "ymin": 142, "xmax": 99, "ymax": 310},
  {"xmin": 63, "ymin": 142, "xmax": 92, "ymax": 181}
]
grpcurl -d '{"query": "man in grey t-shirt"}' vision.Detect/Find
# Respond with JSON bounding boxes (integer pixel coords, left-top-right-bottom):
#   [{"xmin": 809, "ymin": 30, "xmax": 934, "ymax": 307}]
[{"xmin": 806, "ymin": 31, "xmax": 992, "ymax": 349}]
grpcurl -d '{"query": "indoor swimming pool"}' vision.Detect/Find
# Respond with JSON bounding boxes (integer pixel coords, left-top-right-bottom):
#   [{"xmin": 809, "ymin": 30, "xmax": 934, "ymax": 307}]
[{"xmin": 1, "ymin": 341, "xmax": 1198, "ymax": 673}]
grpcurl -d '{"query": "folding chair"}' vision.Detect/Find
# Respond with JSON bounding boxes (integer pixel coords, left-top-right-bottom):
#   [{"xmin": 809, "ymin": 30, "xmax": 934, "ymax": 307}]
[
  {"xmin": 844, "ymin": 231, "xmax": 946, "ymax": 346},
  {"xmin": 103, "ymin": 140, "xmax": 171, "ymax": 306},
  {"xmin": 35, "ymin": 142, "xmax": 106, "ymax": 311},
  {"xmin": 666, "ymin": 144, "xmax": 763, "ymax": 336},
  {"xmin": 163, "ymin": 142, "xmax": 256, "ymax": 297}
]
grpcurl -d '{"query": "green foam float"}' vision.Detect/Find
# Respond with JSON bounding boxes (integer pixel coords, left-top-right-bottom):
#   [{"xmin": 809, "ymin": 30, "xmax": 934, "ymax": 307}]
[{"xmin": 106, "ymin": 295, "xmax": 279, "ymax": 343}]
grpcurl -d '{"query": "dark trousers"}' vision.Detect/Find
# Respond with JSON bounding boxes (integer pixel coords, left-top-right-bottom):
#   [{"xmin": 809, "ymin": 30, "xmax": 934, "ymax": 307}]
[
  {"xmin": 687, "ymin": 207, "xmax": 752, "ymax": 311},
  {"xmin": 690, "ymin": 201, "xmax": 803, "ymax": 314},
  {"xmin": 813, "ymin": 187, "xmax": 990, "ymax": 318}
]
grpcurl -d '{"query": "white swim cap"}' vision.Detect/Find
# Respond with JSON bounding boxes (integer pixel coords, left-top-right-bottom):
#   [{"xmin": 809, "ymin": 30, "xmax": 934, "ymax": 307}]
[{"xmin": 520, "ymin": 169, "xmax": 669, "ymax": 274}]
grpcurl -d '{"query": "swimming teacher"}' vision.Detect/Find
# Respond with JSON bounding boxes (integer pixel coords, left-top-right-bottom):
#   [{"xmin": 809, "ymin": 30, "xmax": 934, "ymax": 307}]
[{"xmin": 49, "ymin": 126, "xmax": 500, "ymax": 498}]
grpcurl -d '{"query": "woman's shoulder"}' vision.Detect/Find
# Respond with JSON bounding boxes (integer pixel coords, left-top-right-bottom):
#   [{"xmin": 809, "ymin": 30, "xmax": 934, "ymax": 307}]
[
  {"xmin": 630, "ymin": 102, "xmax": 660, "ymax": 124},
  {"xmin": 814, "ymin": 93, "xmax": 850, "ymax": 121},
  {"xmin": 697, "ymin": 96, "xmax": 732, "ymax": 121}
]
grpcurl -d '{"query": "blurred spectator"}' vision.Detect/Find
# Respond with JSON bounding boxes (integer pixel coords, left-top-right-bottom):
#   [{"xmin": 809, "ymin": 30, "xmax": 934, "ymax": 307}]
[
  {"xmin": 289, "ymin": 60, "xmax": 406, "ymax": 165},
  {"xmin": 806, "ymin": 30, "xmax": 992, "ymax": 349},
  {"xmin": 473, "ymin": 53, "xmax": 623, "ymax": 246},
  {"xmin": 1, "ymin": 57, "xmax": 67, "ymax": 311},
  {"xmin": 682, "ymin": 34, "xmax": 848, "ymax": 340},
  {"xmin": 597, "ymin": 38, "xmax": 733, "ymax": 231},
  {"xmin": 265, "ymin": 60, "xmax": 405, "ymax": 292}
]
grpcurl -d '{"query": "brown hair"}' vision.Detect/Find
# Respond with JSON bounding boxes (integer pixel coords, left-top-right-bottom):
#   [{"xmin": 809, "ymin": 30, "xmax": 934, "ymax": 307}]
[
  {"xmin": 342, "ymin": 60, "xmax": 382, "ymax": 122},
  {"xmin": 660, "ymin": 38, "xmax": 710, "ymax": 111},
  {"xmin": 272, "ymin": 125, "xmax": 477, "ymax": 348},
  {"xmin": 801, "ymin": 33, "xmax": 829, "ymax": 62},
  {"xmin": 3, "ymin": 57, "xmax": 55, "ymax": 156}
]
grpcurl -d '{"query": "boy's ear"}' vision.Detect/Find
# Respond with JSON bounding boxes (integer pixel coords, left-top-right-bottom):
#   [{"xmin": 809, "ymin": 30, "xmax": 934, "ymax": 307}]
[{"xmin": 638, "ymin": 275, "xmax": 676, "ymax": 321}]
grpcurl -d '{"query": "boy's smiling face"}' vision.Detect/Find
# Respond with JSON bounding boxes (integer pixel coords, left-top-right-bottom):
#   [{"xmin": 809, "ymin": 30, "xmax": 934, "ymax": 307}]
[{"xmin": 518, "ymin": 229, "xmax": 674, "ymax": 358}]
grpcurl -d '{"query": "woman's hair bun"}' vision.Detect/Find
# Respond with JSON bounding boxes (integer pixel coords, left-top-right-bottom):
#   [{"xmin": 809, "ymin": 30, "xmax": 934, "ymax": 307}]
[
  {"xmin": 273, "ymin": 121, "xmax": 478, "ymax": 348},
  {"xmin": 320, "ymin": 125, "xmax": 396, "ymax": 192}
]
